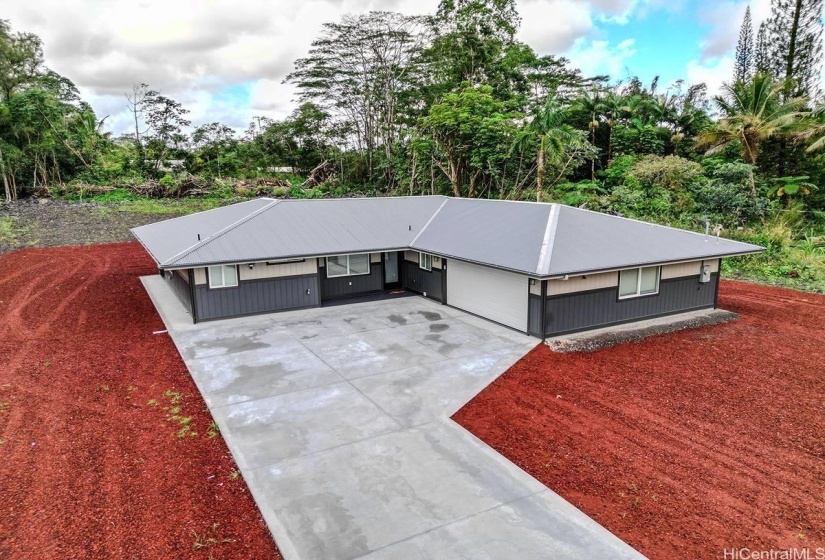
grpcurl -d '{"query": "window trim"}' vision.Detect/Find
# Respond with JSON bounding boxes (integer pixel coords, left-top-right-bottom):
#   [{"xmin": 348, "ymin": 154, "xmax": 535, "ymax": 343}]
[
  {"xmin": 419, "ymin": 252, "xmax": 433, "ymax": 271},
  {"xmin": 208, "ymin": 264, "xmax": 239, "ymax": 289},
  {"xmin": 618, "ymin": 266, "xmax": 660, "ymax": 300},
  {"xmin": 325, "ymin": 254, "xmax": 371, "ymax": 278}
]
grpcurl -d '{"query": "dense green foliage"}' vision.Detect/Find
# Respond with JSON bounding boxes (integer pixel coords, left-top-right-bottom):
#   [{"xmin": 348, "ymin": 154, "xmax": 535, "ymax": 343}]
[{"xmin": 1, "ymin": 1, "xmax": 824, "ymax": 291}]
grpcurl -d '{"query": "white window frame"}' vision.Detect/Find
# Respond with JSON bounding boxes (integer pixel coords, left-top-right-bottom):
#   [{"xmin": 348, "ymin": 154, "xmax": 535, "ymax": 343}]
[
  {"xmin": 208, "ymin": 265, "xmax": 239, "ymax": 289},
  {"xmin": 419, "ymin": 252, "xmax": 433, "ymax": 271},
  {"xmin": 618, "ymin": 266, "xmax": 660, "ymax": 299},
  {"xmin": 326, "ymin": 254, "xmax": 371, "ymax": 278}
]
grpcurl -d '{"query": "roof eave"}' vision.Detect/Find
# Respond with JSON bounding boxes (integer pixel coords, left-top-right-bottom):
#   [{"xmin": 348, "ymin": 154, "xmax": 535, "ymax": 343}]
[{"xmin": 540, "ymin": 248, "xmax": 766, "ymax": 279}]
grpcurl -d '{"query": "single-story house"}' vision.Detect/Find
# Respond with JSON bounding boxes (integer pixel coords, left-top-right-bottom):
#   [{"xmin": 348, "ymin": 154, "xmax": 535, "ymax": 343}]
[{"xmin": 131, "ymin": 196, "xmax": 763, "ymax": 338}]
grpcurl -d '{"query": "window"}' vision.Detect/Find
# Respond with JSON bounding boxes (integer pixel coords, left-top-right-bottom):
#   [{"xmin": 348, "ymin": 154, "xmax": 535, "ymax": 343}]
[
  {"xmin": 208, "ymin": 265, "xmax": 238, "ymax": 288},
  {"xmin": 326, "ymin": 254, "xmax": 370, "ymax": 277},
  {"xmin": 618, "ymin": 266, "xmax": 660, "ymax": 299},
  {"xmin": 419, "ymin": 252, "xmax": 433, "ymax": 271}
]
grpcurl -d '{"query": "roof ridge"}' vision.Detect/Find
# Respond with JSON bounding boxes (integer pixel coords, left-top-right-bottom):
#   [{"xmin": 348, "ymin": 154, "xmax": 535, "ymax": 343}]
[
  {"xmin": 162, "ymin": 199, "xmax": 281, "ymax": 266},
  {"xmin": 409, "ymin": 197, "xmax": 449, "ymax": 246},
  {"xmin": 561, "ymin": 204, "xmax": 755, "ymax": 247},
  {"xmin": 277, "ymin": 194, "xmax": 448, "ymax": 203},
  {"xmin": 536, "ymin": 203, "xmax": 560, "ymax": 275}
]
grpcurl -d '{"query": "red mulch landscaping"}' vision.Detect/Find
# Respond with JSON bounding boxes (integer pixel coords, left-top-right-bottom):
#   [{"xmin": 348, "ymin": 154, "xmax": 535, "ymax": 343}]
[
  {"xmin": 454, "ymin": 280, "xmax": 825, "ymax": 560},
  {"xmin": 0, "ymin": 243, "xmax": 281, "ymax": 560}
]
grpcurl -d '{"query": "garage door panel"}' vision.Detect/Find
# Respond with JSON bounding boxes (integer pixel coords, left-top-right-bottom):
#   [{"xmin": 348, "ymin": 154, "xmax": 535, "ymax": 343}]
[{"xmin": 447, "ymin": 260, "xmax": 528, "ymax": 331}]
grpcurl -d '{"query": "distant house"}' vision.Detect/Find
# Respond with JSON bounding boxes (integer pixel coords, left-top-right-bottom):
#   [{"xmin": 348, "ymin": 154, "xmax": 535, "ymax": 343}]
[{"xmin": 131, "ymin": 196, "xmax": 763, "ymax": 338}]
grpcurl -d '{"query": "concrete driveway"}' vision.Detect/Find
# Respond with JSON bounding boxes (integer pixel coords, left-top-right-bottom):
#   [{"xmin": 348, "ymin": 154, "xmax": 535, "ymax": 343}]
[{"xmin": 143, "ymin": 276, "xmax": 644, "ymax": 560}]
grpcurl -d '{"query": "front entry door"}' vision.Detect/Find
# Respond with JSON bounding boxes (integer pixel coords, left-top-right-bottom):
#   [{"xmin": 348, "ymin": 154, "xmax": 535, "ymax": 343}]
[{"xmin": 384, "ymin": 252, "xmax": 401, "ymax": 289}]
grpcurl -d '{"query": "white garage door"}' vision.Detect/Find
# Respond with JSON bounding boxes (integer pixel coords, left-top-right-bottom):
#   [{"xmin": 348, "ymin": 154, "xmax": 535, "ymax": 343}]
[{"xmin": 447, "ymin": 260, "xmax": 528, "ymax": 331}]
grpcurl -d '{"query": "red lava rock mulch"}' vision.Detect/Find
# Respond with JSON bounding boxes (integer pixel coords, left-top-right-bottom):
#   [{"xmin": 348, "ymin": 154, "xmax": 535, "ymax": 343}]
[
  {"xmin": 0, "ymin": 242, "xmax": 281, "ymax": 560},
  {"xmin": 454, "ymin": 280, "xmax": 825, "ymax": 559}
]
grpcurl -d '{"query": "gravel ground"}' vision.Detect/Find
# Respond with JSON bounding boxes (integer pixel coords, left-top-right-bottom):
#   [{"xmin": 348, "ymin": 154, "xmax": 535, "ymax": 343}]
[
  {"xmin": 454, "ymin": 280, "xmax": 825, "ymax": 559},
  {"xmin": 0, "ymin": 243, "xmax": 281, "ymax": 559},
  {"xmin": 0, "ymin": 199, "xmax": 181, "ymax": 255}
]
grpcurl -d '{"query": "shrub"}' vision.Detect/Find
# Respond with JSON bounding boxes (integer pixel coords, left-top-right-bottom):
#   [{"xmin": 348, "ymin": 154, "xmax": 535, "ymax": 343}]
[{"xmin": 630, "ymin": 155, "xmax": 705, "ymax": 193}]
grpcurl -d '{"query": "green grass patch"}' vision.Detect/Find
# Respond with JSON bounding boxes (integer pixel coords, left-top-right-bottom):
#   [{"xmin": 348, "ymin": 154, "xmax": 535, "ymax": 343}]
[
  {"xmin": 0, "ymin": 216, "xmax": 17, "ymax": 243},
  {"xmin": 113, "ymin": 197, "xmax": 235, "ymax": 215}
]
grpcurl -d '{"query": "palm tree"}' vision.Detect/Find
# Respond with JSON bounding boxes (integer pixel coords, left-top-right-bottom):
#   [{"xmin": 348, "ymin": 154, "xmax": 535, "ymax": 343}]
[
  {"xmin": 697, "ymin": 74, "xmax": 808, "ymax": 197},
  {"xmin": 513, "ymin": 96, "xmax": 581, "ymax": 202},
  {"xmin": 797, "ymin": 103, "xmax": 825, "ymax": 152},
  {"xmin": 572, "ymin": 90, "xmax": 604, "ymax": 180}
]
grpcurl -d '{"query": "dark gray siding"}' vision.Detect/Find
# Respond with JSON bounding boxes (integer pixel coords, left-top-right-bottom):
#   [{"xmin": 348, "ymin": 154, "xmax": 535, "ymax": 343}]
[
  {"xmin": 544, "ymin": 273, "xmax": 718, "ymax": 336},
  {"xmin": 402, "ymin": 260, "xmax": 444, "ymax": 302},
  {"xmin": 320, "ymin": 262, "xmax": 383, "ymax": 301},
  {"xmin": 527, "ymin": 294, "xmax": 543, "ymax": 336},
  {"xmin": 165, "ymin": 270, "xmax": 192, "ymax": 314},
  {"xmin": 194, "ymin": 274, "xmax": 319, "ymax": 321}
]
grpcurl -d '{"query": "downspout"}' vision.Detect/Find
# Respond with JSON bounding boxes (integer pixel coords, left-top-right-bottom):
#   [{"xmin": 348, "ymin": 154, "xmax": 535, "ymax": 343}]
[
  {"xmin": 714, "ymin": 258, "xmax": 721, "ymax": 309},
  {"xmin": 441, "ymin": 259, "xmax": 447, "ymax": 305},
  {"xmin": 188, "ymin": 268, "xmax": 199, "ymax": 324}
]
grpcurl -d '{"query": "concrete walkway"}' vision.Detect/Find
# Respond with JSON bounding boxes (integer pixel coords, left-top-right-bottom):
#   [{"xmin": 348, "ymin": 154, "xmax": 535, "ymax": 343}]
[{"xmin": 142, "ymin": 276, "xmax": 645, "ymax": 560}]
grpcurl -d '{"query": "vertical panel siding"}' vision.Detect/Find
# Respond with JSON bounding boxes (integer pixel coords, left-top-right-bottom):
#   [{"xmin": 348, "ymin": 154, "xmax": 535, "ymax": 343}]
[
  {"xmin": 320, "ymin": 263, "xmax": 383, "ymax": 301},
  {"xmin": 165, "ymin": 270, "xmax": 192, "ymax": 314},
  {"xmin": 402, "ymin": 260, "xmax": 443, "ymax": 302},
  {"xmin": 527, "ymin": 293, "xmax": 543, "ymax": 336},
  {"xmin": 194, "ymin": 274, "xmax": 320, "ymax": 321},
  {"xmin": 544, "ymin": 273, "xmax": 718, "ymax": 336}
]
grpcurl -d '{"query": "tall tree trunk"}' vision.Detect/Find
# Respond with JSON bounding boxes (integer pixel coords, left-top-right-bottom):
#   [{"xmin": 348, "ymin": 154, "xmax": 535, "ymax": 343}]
[
  {"xmin": 589, "ymin": 125, "xmax": 596, "ymax": 181},
  {"xmin": 409, "ymin": 150, "xmax": 417, "ymax": 196},
  {"xmin": 536, "ymin": 144, "xmax": 545, "ymax": 202},
  {"xmin": 785, "ymin": 0, "xmax": 804, "ymax": 97},
  {"xmin": 430, "ymin": 157, "xmax": 435, "ymax": 196},
  {"xmin": 0, "ymin": 147, "xmax": 11, "ymax": 203},
  {"xmin": 450, "ymin": 159, "xmax": 460, "ymax": 197}
]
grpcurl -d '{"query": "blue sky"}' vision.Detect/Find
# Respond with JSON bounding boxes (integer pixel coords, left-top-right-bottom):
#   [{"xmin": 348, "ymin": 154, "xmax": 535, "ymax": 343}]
[{"xmin": 6, "ymin": 0, "xmax": 772, "ymax": 133}]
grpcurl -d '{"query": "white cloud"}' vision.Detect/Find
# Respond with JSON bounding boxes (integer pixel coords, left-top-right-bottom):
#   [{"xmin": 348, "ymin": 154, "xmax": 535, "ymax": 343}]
[
  {"xmin": 686, "ymin": 56, "xmax": 734, "ymax": 95},
  {"xmin": 6, "ymin": 0, "xmax": 657, "ymax": 134},
  {"xmin": 566, "ymin": 38, "xmax": 638, "ymax": 79},
  {"xmin": 518, "ymin": 0, "xmax": 594, "ymax": 52},
  {"xmin": 697, "ymin": 0, "xmax": 772, "ymax": 60}
]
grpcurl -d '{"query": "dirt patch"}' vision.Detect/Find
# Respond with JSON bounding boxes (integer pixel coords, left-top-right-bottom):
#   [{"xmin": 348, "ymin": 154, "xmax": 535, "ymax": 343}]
[
  {"xmin": 0, "ymin": 243, "xmax": 281, "ymax": 559},
  {"xmin": 454, "ymin": 280, "xmax": 825, "ymax": 559},
  {"xmin": 0, "ymin": 199, "xmax": 181, "ymax": 255}
]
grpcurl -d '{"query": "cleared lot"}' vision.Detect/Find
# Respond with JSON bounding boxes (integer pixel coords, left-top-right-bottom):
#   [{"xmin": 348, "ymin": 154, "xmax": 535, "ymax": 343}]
[
  {"xmin": 0, "ymin": 243, "xmax": 280, "ymax": 559},
  {"xmin": 455, "ymin": 280, "xmax": 825, "ymax": 559}
]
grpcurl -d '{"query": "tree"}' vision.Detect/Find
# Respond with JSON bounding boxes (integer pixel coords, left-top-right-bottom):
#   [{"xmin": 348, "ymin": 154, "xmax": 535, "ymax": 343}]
[
  {"xmin": 697, "ymin": 74, "xmax": 808, "ymax": 196},
  {"xmin": 287, "ymin": 11, "xmax": 428, "ymax": 183},
  {"xmin": 0, "ymin": 19, "xmax": 44, "ymax": 102},
  {"xmin": 571, "ymin": 90, "xmax": 604, "ymax": 180},
  {"xmin": 513, "ymin": 97, "xmax": 594, "ymax": 201},
  {"xmin": 427, "ymin": 0, "xmax": 520, "ymax": 88},
  {"xmin": 766, "ymin": 0, "xmax": 824, "ymax": 98},
  {"xmin": 419, "ymin": 83, "xmax": 517, "ymax": 197},
  {"xmin": 734, "ymin": 7, "xmax": 755, "ymax": 83},
  {"xmin": 143, "ymin": 92, "xmax": 190, "ymax": 173},
  {"xmin": 755, "ymin": 21, "xmax": 771, "ymax": 75}
]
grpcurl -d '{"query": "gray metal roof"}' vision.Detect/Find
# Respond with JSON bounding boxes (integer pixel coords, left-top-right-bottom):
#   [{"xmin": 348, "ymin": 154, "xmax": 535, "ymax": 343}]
[
  {"xmin": 130, "ymin": 198, "xmax": 275, "ymax": 265},
  {"xmin": 131, "ymin": 196, "xmax": 763, "ymax": 276},
  {"xmin": 544, "ymin": 205, "xmax": 761, "ymax": 275},
  {"xmin": 139, "ymin": 196, "xmax": 448, "ymax": 268},
  {"xmin": 410, "ymin": 198, "xmax": 553, "ymax": 274}
]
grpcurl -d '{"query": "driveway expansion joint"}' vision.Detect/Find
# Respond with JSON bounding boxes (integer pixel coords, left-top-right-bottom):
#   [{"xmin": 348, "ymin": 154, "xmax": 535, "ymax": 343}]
[{"xmin": 141, "ymin": 275, "xmax": 645, "ymax": 560}]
